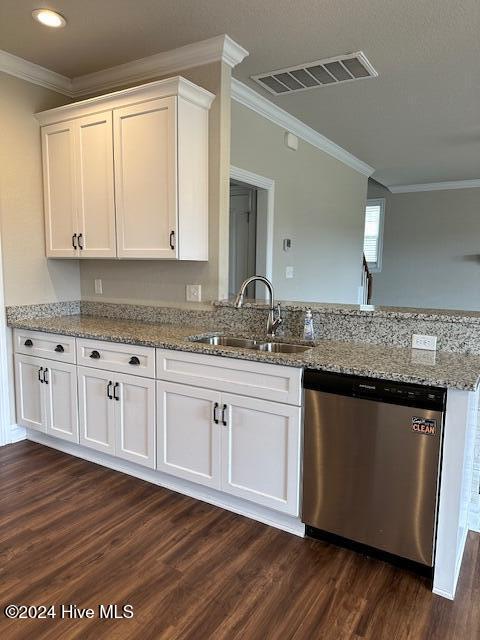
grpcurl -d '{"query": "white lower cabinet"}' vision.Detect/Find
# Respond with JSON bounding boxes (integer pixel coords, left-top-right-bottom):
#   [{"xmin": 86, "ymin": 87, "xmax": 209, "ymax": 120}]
[
  {"xmin": 15, "ymin": 334, "xmax": 303, "ymax": 522},
  {"xmin": 44, "ymin": 360, "xmax": 79, "ymax": 443},
  {"xmin": 78, "ymin": 366, "xmax": 115, "ymax": 454},
  {"xmin": 157, "ymin": 381, "xmax": 221, "ymax": 489},
  {"xmin": 115, "ymin": 372, "xmax": 155, "ymax": 468},
  {"xmin": 221, "ymin": 394, "xmax": 301, "ymax": 516},
  {"xmin": 15, "ymin": 354, "xmax": 45, "ymax": 432},
  {"xmin": 156, "ymin": 380, "xmax": 301, "ymax": 516},
  {"xmin": 78, "ymin": 366, "xmax": 155, "ymax": 468},
  {"xmin": 15, "ymin": 354, "xmax": 78, "ymax": 443}
]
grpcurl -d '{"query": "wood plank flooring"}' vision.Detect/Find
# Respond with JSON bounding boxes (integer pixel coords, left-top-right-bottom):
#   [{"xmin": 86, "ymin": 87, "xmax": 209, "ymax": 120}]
[{"xmin": 0, "ymin": 441, "xmax": 479, "ymax": 640}]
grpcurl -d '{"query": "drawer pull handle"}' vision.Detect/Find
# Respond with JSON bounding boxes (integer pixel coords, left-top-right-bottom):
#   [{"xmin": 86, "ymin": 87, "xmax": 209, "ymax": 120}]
[
  {"xmin": 78, "ymin": 233, "xmax": 84, "ymax": 250},
  {"xmin": 213, "ymin": 402, "xmax": 219, "ymax": 424},
  {"xmin": 129, "ymin": 356, "xmax": 140, "ymax": 366},
  {"xmin": 107, "ymin": 381, "xmax": 113, "ymax": 399},
  {"xmin": 54, "ymin": 344, "xmax": 65, "ymax": 353},
  {"xmin": 24, "ymin": 339, "xmax": 33, "ymax": 347},
  {"xmin": 43, "ymin": 368, "xmax": 49, "ymax": 385},
  {"xmin": 169, "ymin": 230, "xmax": 175, "ymax": 250},
  {"xmin": 38, "ymin": 367, "xmax": 43, "ymax": 383},
  {"xmin": 221, "ymin": 404, "xmax": 228, "ymax": 427},
  {"xmin": 90, "ymin": 350, "xmax": 101, "ymax": 359},
  {"xmin": 72, "ymin": 233, "xmax": 77, "ymax": 250},
  {"xmin": 113, "ymin": 382, "xmax": 120, "ymax": 401}
]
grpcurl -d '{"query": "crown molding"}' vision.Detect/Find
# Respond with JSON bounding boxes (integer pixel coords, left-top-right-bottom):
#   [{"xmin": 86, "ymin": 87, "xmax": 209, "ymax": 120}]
[
  {"xmin": 70, "ymin": 35, "xmax": 248, "ymax": 97},
  {"xmin": 0, "ymin": 35, "xmax": 248, "ymax": 99},
  {"xmin": 231, "ymin": 78, "xmax": 374, "ymax": 177},
  {"xmin": 0, "ymin": 49, "xmax": 73, "ymax": 96},
  {"xmin": 390, "ymin": 179, "xmax": 480, "ymax": 193}
]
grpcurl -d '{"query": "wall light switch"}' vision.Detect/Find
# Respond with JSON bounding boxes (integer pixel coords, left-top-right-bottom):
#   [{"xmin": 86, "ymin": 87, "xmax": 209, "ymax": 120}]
[
  {"xmin": 285, "ymin": 266, "xmax": 294, "ymax": 279},
  {"xmin": 186, "ymin": 284, "xmax": 202, "ymax": 302},
  {"xmin": 412, "ymin": 334, "xmax": 437, "ymax": 351},
  {"xmin": 94, "ymin": 279, "xmax": 103, "ymax": 295}
]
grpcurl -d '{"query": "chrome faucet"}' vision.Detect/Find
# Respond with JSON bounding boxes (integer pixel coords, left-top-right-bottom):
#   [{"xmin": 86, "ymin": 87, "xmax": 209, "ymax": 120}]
[{"xmin": 234, "ymin": 276, "xmax": 283, "ymax": 337}]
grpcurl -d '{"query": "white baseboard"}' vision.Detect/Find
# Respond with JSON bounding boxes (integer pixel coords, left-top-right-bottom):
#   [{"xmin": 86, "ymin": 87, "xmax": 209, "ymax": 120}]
[
  {"xmin": 432, "ymin": 587, "xmax": 454, "ymax": 600},
  {"xmin": 26, "ymin": 430, "xmax": 305, "ymax": 538},
  {"xmin": 9, "ymin": 424, "xmax": 26, "ymax": 443}
]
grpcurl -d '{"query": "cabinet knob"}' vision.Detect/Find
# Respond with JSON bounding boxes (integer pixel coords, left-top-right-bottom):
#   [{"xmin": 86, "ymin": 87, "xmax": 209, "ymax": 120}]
[
  {"xmin": 54, "ymin": 344, "xmax": 65, "ymax": 353},
  {"xmin": 129, "ymin": 356, "xmax": 140, "ymax": 366},
  {"xmin": 24, "ymin": 339, "xmax": 33, "ymax": 347},
  {"xmin": 90, "ymin": 350, "xmax": 100, "ymax": 359}
]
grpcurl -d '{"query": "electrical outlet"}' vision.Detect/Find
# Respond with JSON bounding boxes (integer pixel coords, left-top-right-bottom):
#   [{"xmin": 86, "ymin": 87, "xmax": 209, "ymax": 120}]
[
  {"xmin": 285, "ymin": 266, "xmax": 294, "ymax": 279},
  {"xmin": 186, "ymin": 284, "xmax": 202, "ymax": 302},
  {"xmin": 94, "ymin": 279, "xmax": 103, "ymax": 295},
  {"xmin": 412, "ymin": 334, "xmax": 437, "ymax": 351}
]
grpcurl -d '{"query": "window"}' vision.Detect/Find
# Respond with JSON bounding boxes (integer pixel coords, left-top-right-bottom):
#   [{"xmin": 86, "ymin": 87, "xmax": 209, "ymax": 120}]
[{"xmin": 363, "ymin": 198, "xmax": 385, "ymax": 272}]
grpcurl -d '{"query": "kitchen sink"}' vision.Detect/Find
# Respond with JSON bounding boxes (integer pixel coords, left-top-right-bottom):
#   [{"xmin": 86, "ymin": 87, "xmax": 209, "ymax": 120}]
[
  {"xmin": 256, "ymin": 342, "xmax": 311, "ymax": 353},
  {"xmin": 191, "ymin": 335, "xmax": 258, "ymax": 349},
  {"xmin": 190, "ymin": 335, "xmax": 312, "ymax": 354}
]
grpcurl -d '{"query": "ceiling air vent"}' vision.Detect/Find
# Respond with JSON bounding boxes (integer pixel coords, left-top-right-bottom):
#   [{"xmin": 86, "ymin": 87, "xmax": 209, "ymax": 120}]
[{"xmin": 251, "ymin": 52, "xmax": 378, "ymax": 96}]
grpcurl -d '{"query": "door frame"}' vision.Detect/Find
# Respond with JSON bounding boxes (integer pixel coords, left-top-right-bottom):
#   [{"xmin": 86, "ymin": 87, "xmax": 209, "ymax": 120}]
[{"xmin": 230, "ymin": 166, "xmax": 274, "ymax": 284}]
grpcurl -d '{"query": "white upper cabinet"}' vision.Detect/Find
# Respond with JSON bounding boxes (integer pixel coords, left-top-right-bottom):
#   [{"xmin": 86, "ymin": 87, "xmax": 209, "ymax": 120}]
[
  {"xmin": 76, "ymin": 111, "xmax": 116, "ymax": 257},
  {"xmin": 37, "ymin": 77, "xmax": 214, "ymax": 261},
  {"xmin": 114, "ymin": 97, "xmax": 177, "ymax": 259},
  {"xmin": 42, "ymin": 121, "xmax": 77, "ymax": 258}
]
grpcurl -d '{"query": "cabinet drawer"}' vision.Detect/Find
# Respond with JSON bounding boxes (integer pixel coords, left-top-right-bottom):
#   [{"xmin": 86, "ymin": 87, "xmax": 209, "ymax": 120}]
[
  {"xmin": 156, "ymin": 349, "xmax": 302, "ymax": 406},
  {"xmin": 14, "ymin": 329, "xmax": 76, "ymax": 364},
  {"xmin": 77, "ymin": 338, "xmax": 155, "ymax": 378}
]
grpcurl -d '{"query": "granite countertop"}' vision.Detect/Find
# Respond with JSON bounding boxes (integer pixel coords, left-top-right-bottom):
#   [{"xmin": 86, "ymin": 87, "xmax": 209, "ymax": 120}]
[{"xmin": 8, "ymin": 314, "xmax": 480, "ymax": 391}]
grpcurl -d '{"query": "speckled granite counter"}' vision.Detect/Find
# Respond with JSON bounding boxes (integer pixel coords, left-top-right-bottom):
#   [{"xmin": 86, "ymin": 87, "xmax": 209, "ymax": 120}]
[{"xmin": 8, "ymin": 314, "xmax": 480, "ymax": 391}]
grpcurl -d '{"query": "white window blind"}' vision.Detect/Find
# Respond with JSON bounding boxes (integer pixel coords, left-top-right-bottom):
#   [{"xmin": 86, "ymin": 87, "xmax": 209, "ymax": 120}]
[{"xmin": 363, "ymin": 198, "xmax": 385, "ymax": 272}]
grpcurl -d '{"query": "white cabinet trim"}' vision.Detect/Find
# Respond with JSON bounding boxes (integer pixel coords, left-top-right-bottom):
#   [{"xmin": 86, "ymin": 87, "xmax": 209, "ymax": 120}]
[{"xmin": 156, "ymin": 348, "xmax": 302, "ymax": 406}]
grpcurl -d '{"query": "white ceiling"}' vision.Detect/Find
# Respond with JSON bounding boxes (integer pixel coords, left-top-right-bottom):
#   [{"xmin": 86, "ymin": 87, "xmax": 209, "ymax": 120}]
[{"xmin": 1, "ymin": 0, "xmax": 479, "ymax": 186}]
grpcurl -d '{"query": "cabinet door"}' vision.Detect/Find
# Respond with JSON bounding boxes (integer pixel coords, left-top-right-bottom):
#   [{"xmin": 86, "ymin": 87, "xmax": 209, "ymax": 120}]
[
  {"xmin": 78, "ymin": 366, "xmax": 115, "ymax": 454},
  {"xmin": 221, "ymin": 394, "xmax": 301, "ymax": 516},
  {"xmin": 41, "ymin": 121, "xmax": 78, "ymax": 257},
  {"xmin": 113, "ymin": 372, "xmax": 155, "ymax": 469},
  {"xmin": 113, "ymin": 97, "xmax": 178, "ymax": 259},
  {"xmin": 75, "ymin": 112, "xmax": 116, "ymax": 257},
  {"xmin": 14, "ymin": 354, "xmax": 45, "ymax": 432},
  {"xmin": 157, "ymin": 381, "xmax": 221, "ymax": 489},
  {"xmin": 44, "ymin": 361, "xmax": 79, "ymax": 443}
]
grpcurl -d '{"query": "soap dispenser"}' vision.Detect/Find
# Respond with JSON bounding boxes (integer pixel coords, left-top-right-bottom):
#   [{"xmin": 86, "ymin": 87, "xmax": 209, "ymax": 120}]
[{"xmin": 303, "ymin": 308, "xmax": 315, "ymax": 341}]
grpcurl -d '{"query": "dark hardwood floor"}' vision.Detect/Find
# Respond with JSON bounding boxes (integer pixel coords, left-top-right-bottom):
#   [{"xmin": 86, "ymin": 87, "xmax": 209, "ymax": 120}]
[{"xmin": 0, "ymin": 441, "xmax": 479, "ymax": 640}]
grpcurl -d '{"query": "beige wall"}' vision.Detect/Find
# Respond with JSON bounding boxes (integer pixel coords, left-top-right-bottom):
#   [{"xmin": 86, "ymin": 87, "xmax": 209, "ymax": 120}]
[
  {"xmin": 0, "ymin": 72, "xmax": 80, "ymax": 305},
  {"xmin": 230, "ymin": 101, "xmax": 368, "ymax": 303},
  {"xmin": 368, "ymin": 183, "xmax": 480, "ymax": 310},
  {"xmin": 79, "ymin": 62, "xmax": 231, "ymax": 304}
]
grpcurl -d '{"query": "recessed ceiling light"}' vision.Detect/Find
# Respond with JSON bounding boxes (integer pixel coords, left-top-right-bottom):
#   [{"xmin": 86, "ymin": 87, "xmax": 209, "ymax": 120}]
[{"xmin": 32, "ymin": 9, "xmax": 67, "ymax": 28}]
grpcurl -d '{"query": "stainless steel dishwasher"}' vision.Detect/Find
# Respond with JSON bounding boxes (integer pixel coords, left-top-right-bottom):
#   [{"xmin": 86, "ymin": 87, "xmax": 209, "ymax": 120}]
[{"xmin": 302, "ymin": 370, "xmax": 446, "ymax": 568}]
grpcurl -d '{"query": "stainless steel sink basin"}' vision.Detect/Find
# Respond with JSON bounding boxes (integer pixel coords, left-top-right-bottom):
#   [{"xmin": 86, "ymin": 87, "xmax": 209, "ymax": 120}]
[
  {"xmin": 190, "ymin": 334, "xmax": 312, "ymax": 354},
  {"xmin": 192, "ymin": 335, "xmax": 258, "ymax": 349},
  {"xmin": 256, "ymin": 342, "xmax": 312, "ymax": 354}
]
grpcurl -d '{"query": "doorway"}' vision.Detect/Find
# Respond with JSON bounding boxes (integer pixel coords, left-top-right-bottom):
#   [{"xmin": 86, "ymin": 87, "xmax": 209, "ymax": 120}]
[
  {"xmin": 229, "ymin": 167, "xmax": 274, "ymax": 300},
  {"xmin": 229, "ymin": 183, "xmax": 257, "ymax": 298}
]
